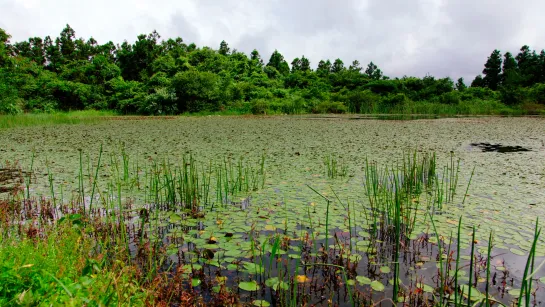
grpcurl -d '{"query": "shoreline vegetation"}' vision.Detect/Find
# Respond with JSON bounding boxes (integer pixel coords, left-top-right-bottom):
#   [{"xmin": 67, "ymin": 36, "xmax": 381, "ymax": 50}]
[
  {"xmin": 1, "ymin": 25, "xmax": 545, "ymax": 117},
  {"xmin": 1, "ymin": 146, "xmax": 542, "ymax": 306},
  {"xmin": 1, "ymin": 111, "xmax": 543, "ymax": 130}
]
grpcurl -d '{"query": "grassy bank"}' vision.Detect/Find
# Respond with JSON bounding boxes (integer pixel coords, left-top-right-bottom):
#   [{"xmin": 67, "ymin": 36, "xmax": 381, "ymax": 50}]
[
  {"xmin": 0, "ymin": 110, "xmax": 117, "ymax": 129},
  {"xmin": 0, "ymin": 218, "xmax": 150, "ymax": 306},
  {"xmin": 1, "ymin": 101, "xmax": 539, "ymax": 130}
]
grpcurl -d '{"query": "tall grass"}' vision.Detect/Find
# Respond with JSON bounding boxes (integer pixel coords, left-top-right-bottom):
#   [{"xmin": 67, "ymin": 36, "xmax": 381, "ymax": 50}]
[{"xmin": 0, "ymin": 110, "xmax": 116, "ymax": 129}]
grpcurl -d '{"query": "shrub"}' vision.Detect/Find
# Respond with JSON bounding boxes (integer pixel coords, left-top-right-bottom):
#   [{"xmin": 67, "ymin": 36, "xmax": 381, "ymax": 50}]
[
  {"xmin": 313, "ymin": 101, "xmax": 347, "ymax": 114},
  {"xmin": 250, "ymin": 99, "xmax": 269, "ymax": 114},
  {"xmin": 438, "ymin": 91, "xmax": 461, "ymax": 104}
]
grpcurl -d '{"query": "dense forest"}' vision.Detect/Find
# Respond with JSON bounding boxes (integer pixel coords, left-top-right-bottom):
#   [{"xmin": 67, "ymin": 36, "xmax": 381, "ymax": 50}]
[{"xmin": 1, "ymin": 25, "xmax": 544, "ymax": 115}]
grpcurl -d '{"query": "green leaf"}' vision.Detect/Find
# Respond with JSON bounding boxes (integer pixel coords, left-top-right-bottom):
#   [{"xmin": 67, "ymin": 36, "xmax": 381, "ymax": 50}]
[
  {"xmin": 252, "ymin": 300, "xmax": 270, "ymax": 307},
  {"xmin": 239, "ymin": 281, "xmax": 260, "ymax": 291},
  {"xmin": 356, "ymin": 276, "xmax": 371, "ymax": 285},
  {"xmin": 191, "ymin": 279, "xmax": 201, "ymax": 287},
  {"xmin": 370, "ymin": 280, "xmax": 385, "ymax": 292},
  {"xmin": 379, "ymin": 266, "xmax": 391, "ymax": 273}
]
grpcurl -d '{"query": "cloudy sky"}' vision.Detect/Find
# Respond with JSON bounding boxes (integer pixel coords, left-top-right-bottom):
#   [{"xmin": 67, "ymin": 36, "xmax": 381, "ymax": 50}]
[{"xmin": 1, "ymin": 0, "xmax": 544, "ymax": 82}]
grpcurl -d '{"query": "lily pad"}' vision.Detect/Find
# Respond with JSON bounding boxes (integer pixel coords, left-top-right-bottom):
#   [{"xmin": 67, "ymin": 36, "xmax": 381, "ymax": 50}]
[
  {"xmin": 510, "ymin": 248, "xmax": 526, "ymax": 256},
  {"xmin": 370, "ymin": 280, "xmax": 385, "ymax": 292},
  {"xmin": 239, "ymin": 281, "xmax": 260, "ymax": 291},
  {"xmin": 379, "ymin": 266, "xmax": 391, "ymax": 274},
  {"xmin": 252, "ymin": 300, "xmax": 270, "ymax": 307}
]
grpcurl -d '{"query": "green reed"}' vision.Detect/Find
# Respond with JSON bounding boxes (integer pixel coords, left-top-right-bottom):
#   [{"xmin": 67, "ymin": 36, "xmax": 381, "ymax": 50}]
[{"xmin": 324, "ymin": 154, "xmax": 348, "ymax": 179}]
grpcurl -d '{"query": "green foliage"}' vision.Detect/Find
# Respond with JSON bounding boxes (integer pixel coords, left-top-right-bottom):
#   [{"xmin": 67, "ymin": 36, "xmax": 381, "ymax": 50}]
[
  {"xmin": 0, "ymin": 26, "xmax": 542, "ymax": 115},
  {"xmin": 482, "ymin": 49, "xmax": 502, "ymax": 90},
  {"xmin": 455, "ymin": 78, "xmax": 467, "ymax": 91},
  {"xmin": 0, "ymin": 224, "xmax": 148, "ymax": 305},
  {"xmin": 313, "ymin": 101, "xmax": 347, "ymax": 114},
  {"xmin": 172, "ymin": 70, "xmax": 221, "ymax": 113}
]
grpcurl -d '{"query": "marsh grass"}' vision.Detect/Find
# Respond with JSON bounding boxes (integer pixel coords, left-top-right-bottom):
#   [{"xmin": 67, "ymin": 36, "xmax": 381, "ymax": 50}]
[
  {"xmin": 0, "ymin": 110, "xmax": 116, "ymax": 129},
  {"xmin": 1, "ymin": 147, "xmax": 542, "ymax": 306},
  {"xmin": 324, "ymin": 154, "xmax": 348, "ymax": 179},
  {"xmin": 0, "ymin": 221, "xmax": 149, "ymax": 306}
]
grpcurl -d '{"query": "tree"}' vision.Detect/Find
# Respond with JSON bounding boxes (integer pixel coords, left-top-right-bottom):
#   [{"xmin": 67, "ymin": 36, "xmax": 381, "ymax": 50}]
[
  {"xmin": 291, "ymin": 57, "xmax": 301, "ymax": 73},
  {"xmin": 316, "ymin": 60, "xmax": 332, "ymax": 76},
  {"xmin": 219, "ymin": 40, "xmax": 230, "ymax": 56},
  {"xmin": 300, "ymin": 56, "xmax": 311, "ymax": 72},
  {"xmin": 516, "ymin": 45, "xmax": 540, "ymax": 86},
  {"xmin": 365, "ymin": 62, "xmax": 383, "ymax": 80},
  {"xmin": 455, "ymin": 78, "xmax": 466, "ymax": 91},
  {"xmin": 502, "ymin": 52, "xmax": 519, "ymax": 86},
  {"xmin": 482, "ymin": 49, "xmax": 502, "ymax": 90},
  {"xmin": 471, "ymin": 75, "xmax": 485, "ymax": 87},
  {"xmin": 331, "ymin": 58, "xmax": 345, "ymax": 73},
  {"xmin": 0, "ymin": 28, "xmax": 12, "ymax": 67},
  {"xmin": 349, "ymin": 60, "xmax": 362, "ymax": 72},
  {"xmin": 539, "ymin": 50, "xmax": 545, "ymax": 83},
  {"xmin": 171, "ymin": 70, "xmax": 221, "ymax": 112},
  {"xmin": 266, "ymin": 50, "xmax": 289, "ymax": 76},
  {"xmin": 58, "ymin": 24, "xmax": 77, "ymax": 62},
  {"xmin": 44, "ymin": 35, "xmax": 62, "ymax": 72},
  {"xmin": 117, "ymin": 31, "xmax": 162, "ymax": 81}
]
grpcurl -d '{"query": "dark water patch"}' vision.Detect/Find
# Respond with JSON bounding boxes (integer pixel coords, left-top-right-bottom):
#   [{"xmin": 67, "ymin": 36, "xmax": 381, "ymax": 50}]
[{"xmin": 470, "ymin": 143, "xmax": 531, "ymax": 153}]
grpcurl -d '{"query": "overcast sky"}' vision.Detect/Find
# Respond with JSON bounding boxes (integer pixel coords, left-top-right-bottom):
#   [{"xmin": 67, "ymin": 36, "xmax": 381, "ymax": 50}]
[{"xmin": 1, "ymin": 0, "xmax": 544, "ymax": 82}]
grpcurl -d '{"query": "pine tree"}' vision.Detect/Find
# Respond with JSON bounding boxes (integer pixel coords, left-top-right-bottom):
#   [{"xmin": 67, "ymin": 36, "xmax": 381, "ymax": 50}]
[
  {"xmin": 501, "ymin": 52, "xmax": 519, "ymax": 86},
  {"xmin": 365, "ymin": 62, "xmax": 383, "ymax": 80},
  {"xmin": 470, "ymin": 75, "xmax": 485, "ymax": 87},
  {"xmin": 331, "ymin": 58, "xmax": 345, "ymax": 73},
  {"xmin": 219, "ymin": 40, "xmax": 230, "ymax": 55},
  {"xmin": 482, "ymin": 49, "xmax": 502, "ymax": 90},
  {"xmin": 300, "ymin": 56, "xmax": 311, "ymax": 72}
]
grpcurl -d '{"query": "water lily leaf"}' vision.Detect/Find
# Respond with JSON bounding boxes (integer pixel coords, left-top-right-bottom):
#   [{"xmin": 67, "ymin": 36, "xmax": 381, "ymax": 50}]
[
  {"xmin": 349, "ymin": 254, "xmax": 362, "ymax": 262},
  {"xmin": 265, "ymin": 277, "xmax": 279, "ymax": 288},
  {"xmin": 460, "ymin": 285, "xmax": 483, "ymax": 300},
  {"xmin": 169, "ymin": 212, "xmax": 182, "ymax": 223},
  {"xmin": 243, "ymin": 262, "xmax": 264, "ymax": 274},
  {"xmin": 191, "ymin": 279, "xmax": 201, "ymax": 287},
  {"xmin": 264, "ymin": 225, "xmax": 276, "ymax": 231},
  {"xmin": 252, "ymin": 300, "xmax": 270, "ymax": 307},
  {"xmin": 380, "ymin": 266, "xmax": 391, "ymax": 274},
  {"xmin": 370, "ymin": 280, "xmax": 385, "ymax": 292},
  {"xmin": 510, "ymin": 248, "xmax": 526, "ymax": 256},
  {"xmin": 239, "ymin": 281, "xmax": 259, "ymax": 291},
  {"xmin": 509, "ymin": 289, "xmax": 521, "ymax": 296}
]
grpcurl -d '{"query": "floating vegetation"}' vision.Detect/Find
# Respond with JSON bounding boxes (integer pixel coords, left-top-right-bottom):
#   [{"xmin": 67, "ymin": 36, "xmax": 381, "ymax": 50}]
[{"xmin": 1, "ymin": 116, "xmax": 544, "ymax": 306}]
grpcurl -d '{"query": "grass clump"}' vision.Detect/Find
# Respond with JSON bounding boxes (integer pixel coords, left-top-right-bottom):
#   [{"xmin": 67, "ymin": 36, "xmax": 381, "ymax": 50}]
[
  {"xmin": 0, "ymin": 110, "xmax": 116, "ymax": 129},
  {"xmin": 0, "ymin": 218, "xmax": 149, "ymax": 306}
]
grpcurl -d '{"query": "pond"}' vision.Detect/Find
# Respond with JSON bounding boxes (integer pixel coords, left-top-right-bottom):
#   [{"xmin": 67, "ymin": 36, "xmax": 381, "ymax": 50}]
[{"xmin": 1, "ymin": 115, "xmax": 544, "ymax": 306}]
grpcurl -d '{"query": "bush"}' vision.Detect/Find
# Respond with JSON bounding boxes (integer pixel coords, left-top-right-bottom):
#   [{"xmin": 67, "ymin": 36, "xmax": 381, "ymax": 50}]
[
  {"xmin": 530, "ymin": 83, "xmax": 545, "ymax": 104},
  {"xmin": 499, "ymin": 86, "xmax": 531, "ymax": 106},
  {"xmin": 380, "ymin": 93, "xmax": 410, "ymax": 108},
  {"xmin": 520, "ymin": 102, "xmax": 545, "ymax": 115},
  {"xmin": 313, "ymin": 101, "xmax": 347, "ymax": 114},
  {"xmin": 438, "ymin": 91, "xmax": 461, "ymax": 104},
  {"xmin": 171, "ymin": 70, "xmax": 222, "ymax": 112},
  {"xmin": 250, "ymin": 99, "xmax": 269, "ymax": 114},
  {"xmin": 460, "ymin": 87, "xmax": 498, "ymax": 101},
  {"xmin": 345, "ymin": 89, "xmax": 379, "ymax": 113}
]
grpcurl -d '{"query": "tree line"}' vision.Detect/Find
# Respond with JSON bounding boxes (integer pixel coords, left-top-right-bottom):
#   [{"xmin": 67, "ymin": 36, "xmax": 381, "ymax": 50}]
[{"xmin": 1, "ymin": 25, "xmax": 544, "ymax": 115}]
